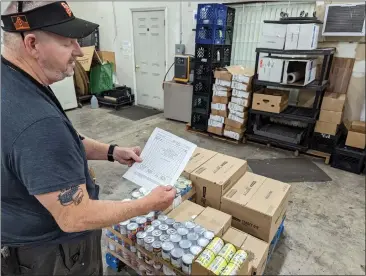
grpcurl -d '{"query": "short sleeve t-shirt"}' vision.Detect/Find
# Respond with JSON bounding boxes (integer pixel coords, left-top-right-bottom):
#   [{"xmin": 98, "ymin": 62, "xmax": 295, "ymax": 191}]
[{"xmin": 1, "ymin": 56, "xmax": 99, "ymax": 247}]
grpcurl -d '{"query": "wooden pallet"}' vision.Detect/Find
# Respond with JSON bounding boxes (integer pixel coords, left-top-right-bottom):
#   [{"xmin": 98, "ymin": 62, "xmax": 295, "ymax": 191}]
[
  {"xmin": 186, "ymin": 124, "xmax": 241, "ymax": 145},
  {"xmin": 306, "ymin": 149, "xmax": 331, "ymax": 165}
]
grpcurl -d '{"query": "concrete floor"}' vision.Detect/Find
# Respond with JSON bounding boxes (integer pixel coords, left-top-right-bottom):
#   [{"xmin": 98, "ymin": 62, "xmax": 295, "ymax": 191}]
[{"xmin": 67, "ymin": 106, "xmax": 365, "ymax": 276}]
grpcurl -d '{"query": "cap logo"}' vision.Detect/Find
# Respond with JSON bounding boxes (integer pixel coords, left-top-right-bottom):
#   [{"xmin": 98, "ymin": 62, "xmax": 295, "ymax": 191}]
[
  {"xmin": 11, "ymin": 15, "xmax": 30, "ymax": 30},
  {"xmin": 61, "ymin": 2, "xmax": 72, "ymax": 17}
]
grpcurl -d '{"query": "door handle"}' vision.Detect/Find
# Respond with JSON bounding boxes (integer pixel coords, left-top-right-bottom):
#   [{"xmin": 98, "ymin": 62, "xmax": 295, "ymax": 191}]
[{"xmin": 135, "ymin": 65, "xmax": 140, "ymax": 69}]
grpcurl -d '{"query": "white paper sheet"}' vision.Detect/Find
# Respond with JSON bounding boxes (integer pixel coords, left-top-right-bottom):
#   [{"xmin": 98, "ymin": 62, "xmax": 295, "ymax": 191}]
[{"xmin": 123, "ymin": 128, "xmax": 197, "ymax": 190}]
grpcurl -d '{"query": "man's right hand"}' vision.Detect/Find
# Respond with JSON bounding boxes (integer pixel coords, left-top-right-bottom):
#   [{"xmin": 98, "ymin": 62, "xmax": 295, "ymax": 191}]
[{"xmin": 145, "ymin": 185, "xmax": 176, "ymax": 211}]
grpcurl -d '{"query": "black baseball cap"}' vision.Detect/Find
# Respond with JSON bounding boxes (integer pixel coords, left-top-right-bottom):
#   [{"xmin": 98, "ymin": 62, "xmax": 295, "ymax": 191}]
[{"xmin": 1, "ymin": 1, "xmax": 99, "ymax": 39}]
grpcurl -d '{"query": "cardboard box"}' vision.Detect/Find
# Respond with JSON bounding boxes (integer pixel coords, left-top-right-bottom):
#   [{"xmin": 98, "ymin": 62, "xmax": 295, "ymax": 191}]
[
  {"xmin": 213, "ymin": 85, "xmax": 232, "ymax": 97},
  {"xmin": 221, "ymin": 172, "xmax": 291, "ymax": 242},
  {"xmin": 183, "ymin": 147, "xmax": 217, "ymax": 178},
  {"xmin": 194, "ymin": 207, "xmax": 232, "ymax": 237},
  {"xmin": 319, "ymin": 110, "xmax": 343, "ymax": 124},
  {"xmin": 230, "ymin": 110, "xmax": 246, "ymax": 119},
  {"xmin": 211, "ymin": 109, "xmax": 228, "ymax": 118},
  {"xmin": 282, "ymin": 59, "xmax": 317, "ymax": 86},
  {"xmin": 314, "ymin": 121, "xmax": 339, "ymax": 135},
  {"xmin": 285, "ymin": 24, "xmax": 319, "ymax": 50},
  {"xmin": 346, "ymin": 121, "xmax": 366, "ymax": 149},
  {"xmin": 228, "ymin": 102, "xmax": 247, "ymax": 113},
  {"xmin": 212, "ymin": 95, "xmax": 230, "ymax": 105},
  {"xmin": 226, "ymin": 66, "xmax": 254, "ymax": 84},
  {"xmin": 167, "ymin": 200, "xmax": 205, "ymax": 222},
  {"xmin": 214, "ymin": 69, "xmax": 232, "ymax": 82},
  {"xmin": 215, "ymin": 78, "xmax": 231, "ymax": 88},
  {"xmin": 208, "ymin": 119, "xmax": 224, "ymax": 128},
  {"xmin": 222, "ymin": 227, "xmax": 248, "ymax": 248},
  {"xmin": 252, "ymin": 91, "xmax": 289, "ymax": 113},
  {"xmin": 226, "ymin": 116, "xmax": 247, "ymax": 129},
  {"xmin": 76, "ymin": 46, "xmax": 99, "ymax": 71},
  {"xmin": 231, "ymin": 97, "xmax": 250, "ymax": 107},
  {"xmin": 258, "ymin": 57, "xmax": 285, "ymax": 83},
  {"xmin": 207, "ymin": 126, "xmax": 224, "ymax": 136},
  {"xmin": 231, "ymin": 81, "xmax": 252, "ymax": 92},
  {"xmin": 224, "ymin": 126, "xmax": 245, "ymax": 141},
  {"xmin": 211, "ymin": 103, "xmax": 228, "ymax": 117},
  {"xmin": 259, "ymin": 23, "xmax": 287, "ymax": 49},
  {"xmin": 209, "ymin": 114, "xmax": 225, "ymax": 124},
  {"xmin": 233, "ymin": 89, "xmax": 251, "ymax": 99},
  {"xmin": 321, "ymin": 93, "xmax": 346, "ymax": 112},
  {"xmin": 191, "ymin": 154, "xmax": 247, "ymax": 210},
  {"xmin": 97, "ymin": 51, "xmax": 116, "ymax": 72}
]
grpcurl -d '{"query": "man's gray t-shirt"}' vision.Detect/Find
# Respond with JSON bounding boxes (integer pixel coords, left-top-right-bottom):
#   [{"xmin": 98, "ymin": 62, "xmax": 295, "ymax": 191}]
[{"xmin": 1, "ymin": 57, "xmax": 99, "ymax": 247}]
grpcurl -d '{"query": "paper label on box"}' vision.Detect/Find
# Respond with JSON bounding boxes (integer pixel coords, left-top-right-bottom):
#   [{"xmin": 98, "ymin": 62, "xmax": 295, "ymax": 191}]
[
  {"xmin": 231, "ymin": 97, "xmax": 248, "ymax": 107},
  {"xmin": 215, "ymin": 78, "xmax": 231, "ymax": 87},
  {"xmin": 228, "ymin": 102, "xmax": 244, "ymax": 112},
  {"xmin": 232, "ymin": 74, "xmax": 250, "ymax": 83},
  {"xmin": 231, "ymin": 81, "xmax": 248, "ymax": 91},
  {"xmin": 228, "ymin": 113, "xmax": 244, "ymax": 124},
  {"xmin": 230, "ymin": 110, "xmax": 245, "ymax": 118},
  {"xmin": 224, "ymin": 130, "xmax": 240, "ymax": 140},
  {"xmin": 211, "ymin": 103, "xmax": 227, "ymax": 111},
  {"xmin": 213, "ymin": 86, "xmax": 230, "ymax": 97},
  {"xmin": 210, "ymin": 114, "xmax": 225, "ymax": 124},
  {"xmin": 208, "ymin": 119, "xmax": 224, "ymax": 128},
  {"xmin": 232, "ymin": 89, "xmax": 250, "ymax": 99}
]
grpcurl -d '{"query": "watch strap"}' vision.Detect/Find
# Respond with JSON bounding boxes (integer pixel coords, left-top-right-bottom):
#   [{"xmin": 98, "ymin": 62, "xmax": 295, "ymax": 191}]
[{"xmin": 108, "ymin": 144, "xmax": 118, "ymax": 162}]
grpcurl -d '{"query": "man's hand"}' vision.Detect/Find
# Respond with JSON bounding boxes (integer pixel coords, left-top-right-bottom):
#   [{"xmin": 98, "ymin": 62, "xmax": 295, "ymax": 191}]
[
  {"xmin": 113, "ymin": 146, "xmax": 142, "ymax": 167},
  {"xmin": 143, "ymin": 185, "xmax": 176, "ymax": 211}
]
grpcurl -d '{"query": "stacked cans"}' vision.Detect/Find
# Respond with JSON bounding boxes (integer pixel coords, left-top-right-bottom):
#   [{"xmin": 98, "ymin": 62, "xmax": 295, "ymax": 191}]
[{"xmin": 174, "ymin": 176, "xmax": 193, "ymax": 197}]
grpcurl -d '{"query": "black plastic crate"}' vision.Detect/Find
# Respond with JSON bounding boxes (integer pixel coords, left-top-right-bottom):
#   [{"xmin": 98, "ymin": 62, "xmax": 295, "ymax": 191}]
[
  {"xmin": 191, "ymin": 112, "xmax": 209, "ymax": 131},
  {"xmin": 196, "ymin": 24, "xmax": 233, "ymax": 45},
  {"xmin": 193, "ymin": 79, "xmax": 213, "ymax": 95},
  {"xmin": 192, "ymin": 94, "xmax": 211, "ymax": 114},
  {"xmin": 194, "ymin": 62, "xmax": 221, "ymax": 81},
  {"xmin": 331, "ymin": 142, "xmax": 366, "ymax": 174},
  {"xmin": 310, "ymin": 132, "xmax": 341, "ymax": 154},
  {"xmin": 195, "ymin": 44, "xmax": 222, "ymax": 64},
  {"xmin": 78, "ymin": 27, "xmax": 100, "ymax": 50},
  {"xmin": 226, "ymin": 7, "xmax": 236, "ymax": 27}
]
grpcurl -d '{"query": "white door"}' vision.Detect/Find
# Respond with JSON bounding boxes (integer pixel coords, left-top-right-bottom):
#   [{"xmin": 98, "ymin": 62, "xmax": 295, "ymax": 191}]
[{"xmin": 132, "ymin": 10, "xmax": 166, "ymax": 110}]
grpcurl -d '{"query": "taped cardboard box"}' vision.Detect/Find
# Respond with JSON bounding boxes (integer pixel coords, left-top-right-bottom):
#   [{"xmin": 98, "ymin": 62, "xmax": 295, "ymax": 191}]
[
  {"xmin": 314, "ymin": 121, "xmax": 339, "ymax": 135},
  {"xmin": 233, "ymin": 89, "xmax": 251, "ymax": 99},
  {"xmin": 228, "ymin": 102, "xmax": 247, "ymax": 113},
  {"xmin": 215, "ymin": 78, "xmax": 231, "ymax": 88},
  {"xmin": 259, "ymin": 23, "xmax": 287, "ymax": 49},
  {"xmin": 182, "ymin": 147, "xmax": 217, "ymax": 179},
  {"xmin": 258, "ymin": 57, "xmax": 285, "ymax": 83},
  {"xmin": 191, "ymin": 154, "xmax": 247, "ymax": 210},
  {"xmin": 213, "ymin": 85, "xmax": 232, "ymax": 97},
  {"xmin": 346, "ymin": 121, "xmax": 366, "ymax": 149},
  {"xmin": 207, "ymin": 126, "xmax": 224, "ymax": 136},
  {"xmin": 209, "ymin": 114, "xmax": 225, "ymax": 124},
  {"xmin": 284, "ymin": 24, "xmax": 319, "ymax": 50},
  {"xmin": 231, "ymin": 110, "xmax": 246, "ymax": 119},
  {"xmin": 225, "ymin": 116, "xmax": 247, "ymax": 129},
  {"xmin": 231, "ymin": 97, "xmax": 250, "ymax": 107},
  {"xmin": 252, "ymin": 90, "xmax": 289, "ymax": 113},
  {"xmin": 214, "ymin": 68, "xmax": 232, "ymax": 82},
  {"xmin": 226, "ymin": 66, "xmax": 254, "ymax": 84},
  {"xmin": 167, "ymin": 200, "xmax": 205, "ymax": 222},
  {"xmin": 211, "ymin": 109, "xmax": 228, "ymax": 117},
  {"xmin": 221, "ymin": 172, "xmax": 291, "ymax": 242},
  {"xmin": 319, "ymin": 110, "xmax": 343, "ymax": 124},
  {"xmin": 212, "ymin": 95, "xmax": 231, "ymax": 105},
  {"xmin": 194, "ymin": 207, "xmax": 232, "ymax": 237},
  {"xmin": 231, "ymin": 81, "xmax": 252, "ymax": 92},
  {"xmin": 224, "ymin": 126, "xmax": 245, "ymax": 141},
  {"xmin": 321, "ymin": 93, "xmax": 346, "ymax": 112},
  {"xmin": 223, "ymin": 227, "xmax": 269, "ymax": 276}
]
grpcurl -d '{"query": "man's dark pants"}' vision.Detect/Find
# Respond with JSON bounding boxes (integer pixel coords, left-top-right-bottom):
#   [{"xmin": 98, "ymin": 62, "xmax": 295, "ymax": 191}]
[{"xmin": 1, "ymin": 230, "xmax": 103, "ymax": 275}]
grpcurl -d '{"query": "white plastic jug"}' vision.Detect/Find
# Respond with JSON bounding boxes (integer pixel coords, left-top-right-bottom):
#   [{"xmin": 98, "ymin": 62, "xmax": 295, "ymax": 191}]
[{"xmin": 91, "ymin": 95, "xmax": 99, "ymax": 109}]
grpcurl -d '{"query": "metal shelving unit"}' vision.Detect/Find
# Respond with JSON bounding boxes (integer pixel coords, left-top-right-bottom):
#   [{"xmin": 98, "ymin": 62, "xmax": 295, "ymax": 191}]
[{"xmin": 247, "ymin": 46, "xmax": 336, "ymax": 154}]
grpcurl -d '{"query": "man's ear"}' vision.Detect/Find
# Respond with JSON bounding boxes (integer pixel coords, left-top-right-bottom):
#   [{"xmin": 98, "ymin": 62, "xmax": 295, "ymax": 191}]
[{"xmin": 23, "ymin": 33, "xmax": 39, "ymax": 58}]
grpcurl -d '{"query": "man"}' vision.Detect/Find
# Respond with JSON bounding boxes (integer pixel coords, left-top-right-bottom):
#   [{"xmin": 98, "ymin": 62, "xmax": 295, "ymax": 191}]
[{"xmin": 1, "ymin": 1, "xmax": 176, "ymax": 275}]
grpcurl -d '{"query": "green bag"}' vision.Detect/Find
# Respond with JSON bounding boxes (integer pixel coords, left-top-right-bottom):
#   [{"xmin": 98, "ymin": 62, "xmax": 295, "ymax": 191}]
[{"xmin": 89, "ymin": 62, "xmax": 114, "ymax": 95}]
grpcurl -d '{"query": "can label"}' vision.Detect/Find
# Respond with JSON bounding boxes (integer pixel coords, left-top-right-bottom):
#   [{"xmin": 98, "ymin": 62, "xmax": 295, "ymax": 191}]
[
  {"xmin": 221, "ymin": 262, "xmax": 240, "ymax": 275},
  {"xmin": 231, "ymin": 250, "xmax": 247, "ymax": 266},
  {"xmin": 171, "ymin": 257, "xmax": 182, "ymax": 269},
  {"xmin": 208, "ymin": 256, "xmax": 227, "ymax": 275},
  {"xmin": 182, "ymin": 262, "xmax": 191, "ymax": 274},
  {"xmin": 196, "ymin": 249, "xmax": 215, "ymax": 268},
  {"xmin": 206, "ymin": 237, "xmax": 224, "ymax": 255},
  {"xmin": 162, "ymin": 250, "xmax": 170, "ymax": 261},
  {"xmin": 218, "ymin": 243, "xmax": 236, "ymax": 262}
]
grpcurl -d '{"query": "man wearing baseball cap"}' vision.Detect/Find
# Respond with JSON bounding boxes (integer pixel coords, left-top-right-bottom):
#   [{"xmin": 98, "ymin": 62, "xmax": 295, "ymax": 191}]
[{"xmin": 1, "ymin": 1, "xmax": 176, "ymax": 275}]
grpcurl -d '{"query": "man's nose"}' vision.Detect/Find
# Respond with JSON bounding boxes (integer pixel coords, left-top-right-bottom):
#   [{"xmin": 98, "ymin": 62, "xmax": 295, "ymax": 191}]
[{"xmin": 73, "ymin": 40, "xmax": 84, "ymax": 57}]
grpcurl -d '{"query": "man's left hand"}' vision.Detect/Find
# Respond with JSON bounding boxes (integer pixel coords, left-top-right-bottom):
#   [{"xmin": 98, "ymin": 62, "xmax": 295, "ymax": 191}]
[{"xmin": 113, "ymin": 146, "xmax": 142, "ymax": 167}]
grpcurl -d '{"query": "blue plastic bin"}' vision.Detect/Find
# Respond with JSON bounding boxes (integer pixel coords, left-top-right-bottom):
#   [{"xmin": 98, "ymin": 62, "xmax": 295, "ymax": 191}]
[
  {"xmin": 197, "ymin": 4, "xmax": 228, "ymax": 26},
  {"xmin": 195, "ymin": 24, "xmax": 232, "ymax": 45}
]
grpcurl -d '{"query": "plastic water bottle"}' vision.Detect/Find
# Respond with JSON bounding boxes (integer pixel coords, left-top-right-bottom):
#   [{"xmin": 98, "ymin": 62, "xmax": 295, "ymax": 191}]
[{"xmin": 91, "ymin": 95, "xmax": 99, "ymax": 109}]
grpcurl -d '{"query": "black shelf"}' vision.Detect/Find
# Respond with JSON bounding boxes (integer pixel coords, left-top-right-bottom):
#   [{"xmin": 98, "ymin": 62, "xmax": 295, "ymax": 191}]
[
  {"xmin": 264, "ymin": 19, "xmax": 323, "ymax": 24},
  {"xmin": 249, "ymin": 106, "xmax": 319, "ymax": 123},
  {"xmin": 256, "ymin": 47, "xmax": 335, "ymax": 56},
  {"xmin": 254, "ymin": 79, "xmax": 328, "ymax": 90},
  {"xmin": 246, "ymin": 133, "xmax": 308, "ymax": 152}
]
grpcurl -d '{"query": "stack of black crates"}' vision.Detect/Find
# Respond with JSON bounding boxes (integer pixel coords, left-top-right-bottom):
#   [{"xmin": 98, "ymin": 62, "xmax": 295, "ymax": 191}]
[{"xmin": 191, "ymin": 4, "xmax": 235, "ymax": 131}]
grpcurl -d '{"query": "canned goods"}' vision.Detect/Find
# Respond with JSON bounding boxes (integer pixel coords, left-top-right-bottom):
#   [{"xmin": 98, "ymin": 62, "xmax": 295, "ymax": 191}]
[
  {"xmin": 163, "ymin": 265, "xmax": 175, "ymax": 276},
  {"xmin": 136, "ymin": 217, "xmax": 148, "ymax": 232},
  {"xmin": 160, "ymin": 234, "xmax": 170, "ymax": 242},
  {"xmin": 162, "ymin": 241, "xmax": 174, "ymax": 261},
  {"xmin": 112, "ymin": 224, "xmax": 119, "ymax": 231},
  {"xmin": 127, "ymin": 223, "xmax": 139, "ymax": 241},
  {"xmin": 196, "ymin": 249, "xmax": 215, "ymax": 268},
  {"xmin": 145, "ymin": 225, "xmax": 155, "ymax": 235},
  {"xmin": 169, "ymin": 234, "xmax": 182, "ymax": 247},
  {"xmin": 131, "ymin": 190, "xmax": 142, "ymax": 199},
  {"xmin": 218, "ymin": 243, "xmax": 236, "ymax": 263},
  {"xmin": 166, "ymin": 218, "xmax": 175, "ymax": 227},
  {"xmin": 170, "ymin": 248, "xmax": 184, "ymax": 269},
  {"xmin": 152, "ymin": 241, "xmax": 162, "ymax": 257},
  {"xmin": 145, "ymin": 212, "xmax": 155, "ymax": 225},
  {"xmin": 230, "ymin": 250, "xmax": 247, "ymax": 266},
  {"xmin": 173, "ymin": 222, "xmax": 182, "ymax": 230},
  {"xmin": 194, "ymin": 225, "xmax": 205, "ymax": 236},
  {"xmin": 182, "ymin": 254, "xmax": 194, "ymax": 275},
  {"xmin": 166, "ymin": 228, "xmax": 177, "ymax": 235},
  {"xmin": 204, "ymin": 231, "xmax": 215, "ymax": 241},
  {"xmin": 179, "ymin": 239, "xmax": 192, "ymax": 253},
  {"xmin": 175, "ymin": 188, "xmax": 182, "ymax": 197},
  {"xmin": 106, "ymin": 230, "xmax": 113, "ymax": 238},
  {"xmin": 177, "ymin": 227, "xmax": 189, "ymax": 239},
  {"xmin": 152, "ymin": 230, "xmax": 162, "ymax": 239},
  {"xmin": 119, "ymin": 220, "xmax": 130, "ymax": 236},
  {"xmin": 197, "ymin": 237, "xmax": 210, "ymax": 248},
  {"xmin": 159, "ymin": 224, "xmax": 169, "ymax": 232},
  {"xmin": 187, "ymin": 232, "xmax": 199, "ymax": 245},
  {"xmin": 130, "ymin": 217, "xmax": 137, "ymax": 223},
  {"xmin": 136, "ymin": 231, "xmax": 147, "ymax": 246},
  {"xmin": 207, "ymin": 237, "xmax": 224, "ymax": 255},
  {"xmin": 158, "ymin": 214, "xmax": 168, "ymax": 222},
  {"xmin": 208, "ymin": 256, "xmax": 227, "ymax": 275},
  {"xmin": 176, "ymin": 182, "xmax": 187, "ymax": 195},
  {"xmin": 221, "ymin": 262, "xmax": 240, "ymax": 275},
  {"xmin": 184, "ymin": 221, "xmax": 196, "ymax": 231},
  {"xmin": 144, "ymin": 236, "xmax": 155, "ymax": 252},
  {"xmin": 190, "ymin": 245, "xmax": 203, "ymax": 256},
  {"xmin": 152, "ymin": 220, "xmax": 161, "ymax": 228}
]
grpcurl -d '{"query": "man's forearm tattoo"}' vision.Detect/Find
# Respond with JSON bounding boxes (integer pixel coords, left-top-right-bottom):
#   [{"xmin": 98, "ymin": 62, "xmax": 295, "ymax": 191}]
[{"xmin": 58, "ymin": 186, "xmax": 84, "ymax": 206}]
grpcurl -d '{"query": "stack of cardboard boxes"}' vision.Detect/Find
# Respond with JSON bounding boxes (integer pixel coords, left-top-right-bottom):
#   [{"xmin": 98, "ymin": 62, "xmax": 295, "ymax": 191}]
[
  {"xmin": 345, "ymin": 121, "xmax": 366, "ymax": 150},
  {"xmin": 180, "ymin": 147, "xmax": 292, "ymax": 275},
  {"xmin": 208, "ymin": 69, "xmax": 232, "ymax": 136},
  {"xmin": 315, "ymin": 92, "xmax": 346, "ymax": 135},
  {"xmin": 225, "ymin": 66, "xmax": 254, "ymax": 141}
]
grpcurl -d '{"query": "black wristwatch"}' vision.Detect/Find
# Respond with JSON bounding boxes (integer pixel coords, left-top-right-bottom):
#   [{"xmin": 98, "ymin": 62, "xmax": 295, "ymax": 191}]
[{"xmin": 108, "ymin": 144, "xmax": 118, "ymax": 162}]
